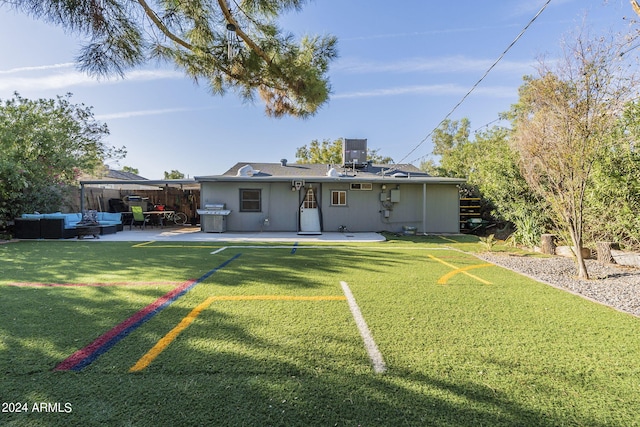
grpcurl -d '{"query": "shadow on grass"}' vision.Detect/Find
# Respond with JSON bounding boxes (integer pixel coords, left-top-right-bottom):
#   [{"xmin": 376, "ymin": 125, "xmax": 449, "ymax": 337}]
[
  {"xmin": 0, "ymin": 241, "xmax": 413, "ymax": 290},
  {"xmin": 0, "ymin": 240, "xmax": 622, "ymax": 426},
  {"xmin": 1, "ymin": 338, "xmax": 606, "ymax": 426}
]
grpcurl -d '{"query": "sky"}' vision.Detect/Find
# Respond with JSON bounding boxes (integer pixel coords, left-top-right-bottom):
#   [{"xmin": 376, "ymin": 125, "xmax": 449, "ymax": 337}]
[{"xmin": 0, "ymin": 0, "xmax": 635, "ymax": 179}]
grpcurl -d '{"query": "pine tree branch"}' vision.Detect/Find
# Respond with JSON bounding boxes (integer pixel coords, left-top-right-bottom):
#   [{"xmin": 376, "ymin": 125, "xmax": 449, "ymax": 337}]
[
  {"xmin": 217, "ymin": 0, "xmax": 273, "ymax": 65},
  {"xmin": 135, "ymin": 0, "xmax": 194, "ymax": 51}
]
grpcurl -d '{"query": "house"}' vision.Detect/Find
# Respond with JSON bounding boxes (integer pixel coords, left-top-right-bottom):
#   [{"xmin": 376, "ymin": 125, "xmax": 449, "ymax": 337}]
[{"xmin": 195, "ymin": 140, "xmax": 465, "ymax": 234}]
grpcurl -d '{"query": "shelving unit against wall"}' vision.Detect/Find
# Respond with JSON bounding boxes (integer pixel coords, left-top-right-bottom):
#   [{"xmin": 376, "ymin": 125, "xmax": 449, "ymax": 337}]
[{"xmin": 459, "ymin": 197, "xmax": 481, "ymax": 232}]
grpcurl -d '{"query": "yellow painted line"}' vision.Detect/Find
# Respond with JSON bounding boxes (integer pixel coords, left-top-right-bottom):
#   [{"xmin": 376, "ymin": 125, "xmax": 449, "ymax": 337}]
[
  {"xmin": 129, "ymin": 295, "xmax": 346, "ymax": 372},
  {"xmin": 132, "ymin": 242, "xmax": 220, "ymax": 249},
  {"xmin": 130, "ymin": 296, "xmax": 216, "ymax": 372},
  {"xmin": 148, "ymin": 244, "xmax": 221, "ymax": 248},
  {"xmin": 438, "ymin": 235, "xmax": 460, "ymax": 244},
  {"xmin": 132, "ymin": 241, "xmax": 155, "ymax": 247},
  {"xmin": 437, "ymin": 263, "xmax": 494, "ymax": 285},
  {"xmin": 211, "ymin": 295, "xmax": 346, "ymax": 301},
  {"xmin": 427, "ymin": 254, "xmax": 492, "ymax": 285}
]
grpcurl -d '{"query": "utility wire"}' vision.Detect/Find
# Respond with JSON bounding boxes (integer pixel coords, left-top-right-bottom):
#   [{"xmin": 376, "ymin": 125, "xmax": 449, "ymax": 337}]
[{"xmin": 395, "ymin": 0, "xmax": 552, "ymax": 166}]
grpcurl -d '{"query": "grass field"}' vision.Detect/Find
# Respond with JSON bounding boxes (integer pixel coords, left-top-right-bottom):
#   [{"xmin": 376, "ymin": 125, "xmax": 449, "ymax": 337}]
[{"xmin": 1, "ymin": 236, "xmax": 640, "ymax": 426}]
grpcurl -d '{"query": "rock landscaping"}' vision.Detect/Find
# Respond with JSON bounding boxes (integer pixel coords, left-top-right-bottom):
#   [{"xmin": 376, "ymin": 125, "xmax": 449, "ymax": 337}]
[{"xmin": 477, "ymin": 252, "xmax": 640, "ymax": 317}]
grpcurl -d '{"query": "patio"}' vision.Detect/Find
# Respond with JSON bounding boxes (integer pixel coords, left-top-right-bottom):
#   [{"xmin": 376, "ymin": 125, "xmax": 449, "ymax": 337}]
[{"xmin": 79, "ymin": 225, "xmax": 386, "ymax": 242}]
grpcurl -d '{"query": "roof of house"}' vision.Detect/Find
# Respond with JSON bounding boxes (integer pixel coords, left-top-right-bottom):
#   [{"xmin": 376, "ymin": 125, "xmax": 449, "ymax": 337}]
[
  {"xmin": 80, "ymin": 169, "xmax": 199, "ymax": 190},
  {"xmin": 104, "ymin": 169, "xmax": 148, "ymax": 181},
  {"xmin": 195, "ymin": 162, "xmax": 465, "ymax": 184}
]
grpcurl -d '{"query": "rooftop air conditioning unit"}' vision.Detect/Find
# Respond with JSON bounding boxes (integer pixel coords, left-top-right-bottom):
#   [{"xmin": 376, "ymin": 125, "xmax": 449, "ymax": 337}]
[{"xmin": 343, "ymin": 138, "xmax": 367, "ymax": 168}]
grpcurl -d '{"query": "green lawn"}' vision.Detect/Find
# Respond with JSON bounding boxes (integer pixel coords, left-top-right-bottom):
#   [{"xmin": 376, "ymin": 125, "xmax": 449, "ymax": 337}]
[{"xmin": 1, "ymin": 238, "xmax": 639, "ymax": 426}]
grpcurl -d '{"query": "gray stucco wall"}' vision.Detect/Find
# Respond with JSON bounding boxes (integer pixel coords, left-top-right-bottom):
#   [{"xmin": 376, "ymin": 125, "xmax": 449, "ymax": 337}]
[{"xmin": 200, "ymin": 181, "xmax": 460, "ymax": 233}]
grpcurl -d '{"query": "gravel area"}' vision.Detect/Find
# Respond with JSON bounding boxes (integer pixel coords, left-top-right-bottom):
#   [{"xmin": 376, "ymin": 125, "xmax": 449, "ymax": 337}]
[{"xmin": 476, "ymin": 253, "xmax": 640, "ymax": 317}]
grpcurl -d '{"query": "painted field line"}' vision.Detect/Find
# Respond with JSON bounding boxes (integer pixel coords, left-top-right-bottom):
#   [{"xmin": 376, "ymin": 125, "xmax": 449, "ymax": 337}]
[
  {"xmin": 437, "ymin": 263, "xmax": 493, "ymax": 285},
  {"xmin": 8, "ymin": 281, "xmax": 184, "ymax": 288},
  {"xmin": 210, "ymin": 245, "xmax": 455, "ymax": 255},
  {"xmin": 211, "ymin": 295, "xmax": 346, "ymax": 301},
  {"xmin": 427, "ymin": 254, "xmax": 492, "ymax": 285},
  {"xmin": 130, "ymin": 294, "xmax": 346, "ymax": 371},
  {"xmin": 340, "ymin": 281, "xmax": 387, "ymax": 374},
  {"xmin": 54, "ymin": 253, "xmax": 242, "ymax": 372},
  {"xmin": 130, "ymin": 296, "xmax": 217, "ymax": 372},
  {"xmin": 132, "ymin": 241, "xmax": 155, "ymax": 247},
  {"xmin": 210, "ymin": 245, "xmax": 298, "ymax": 254},
  {"xmin": 140, "ymin": 244, "xmax": 221, "ymax": 248},
  {"xmin": 438, "ymin": 235, "xmax": 462, "ymax": 244}
]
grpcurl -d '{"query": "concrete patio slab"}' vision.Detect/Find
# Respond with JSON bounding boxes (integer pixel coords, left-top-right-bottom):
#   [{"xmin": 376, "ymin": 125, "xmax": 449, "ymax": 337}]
[{"xmin": 80, "ymin": 226, "xmax": 386, "ymax": 243}]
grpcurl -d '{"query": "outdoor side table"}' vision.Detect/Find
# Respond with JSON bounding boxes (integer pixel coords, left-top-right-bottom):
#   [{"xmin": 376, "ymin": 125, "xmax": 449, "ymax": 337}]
[{"xmin": 76, "ymin": 225, "xmax": 100, "ymax": 239}]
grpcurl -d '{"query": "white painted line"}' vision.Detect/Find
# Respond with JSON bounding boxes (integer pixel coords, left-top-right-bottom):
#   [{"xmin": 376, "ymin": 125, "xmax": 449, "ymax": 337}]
[
  {"xmin": 340, "ymin": 281, "xmax": 387, "ymax": 374},
  {"xmin": 209, "ymin": 245, "xmax": 455, "ymax": 255}
]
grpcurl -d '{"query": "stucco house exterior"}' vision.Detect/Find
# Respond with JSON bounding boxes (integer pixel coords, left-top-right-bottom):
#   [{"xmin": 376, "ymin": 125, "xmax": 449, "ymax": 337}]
[{"xmin": 195, "ymin": 157, "xmax": 465, "ymax": 235}]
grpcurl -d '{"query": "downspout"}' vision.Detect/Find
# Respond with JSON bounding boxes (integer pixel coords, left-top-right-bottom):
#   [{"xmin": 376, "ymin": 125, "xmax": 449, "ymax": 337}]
[{"xmin": 422, "ymin": 183, "xmax": 427, "ymax": 234}]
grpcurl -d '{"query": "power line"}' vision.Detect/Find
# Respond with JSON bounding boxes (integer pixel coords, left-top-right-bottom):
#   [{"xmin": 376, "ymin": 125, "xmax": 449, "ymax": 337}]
[{"xmin": 395, "ymin": 0, "xmax": 552, "ymax": 166}]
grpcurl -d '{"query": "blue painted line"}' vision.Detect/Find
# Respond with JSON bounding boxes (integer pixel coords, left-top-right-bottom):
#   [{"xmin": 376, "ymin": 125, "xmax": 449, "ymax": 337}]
[
  {"xmin": 66, "ymin": 253, "xmax": 242, "ymax": 371},
  {"xmin": 291, "ymin": 242, "xmax": 299, "ymax": 254}
]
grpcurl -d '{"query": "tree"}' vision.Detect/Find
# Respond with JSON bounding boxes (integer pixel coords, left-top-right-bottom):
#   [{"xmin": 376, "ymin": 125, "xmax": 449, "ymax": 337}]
[
  {"xmin": 509, "ymin": 31, "xmax": 636, "ymax": 279},
  {"xmin": 3, "ymin": 0, "xmax": 338, "ymax": 118},
  {"xmin": 122, "ymin": 166, "xmax": 140, "ymax": 175},
  {"xmin": 421, "ymin": 119, "xmax": 551, "ymax": 245},
  {"xmin": 0, "ymin": 92, "xmax": 122, "ymax": 225},
  {"xmin": 465, "ymin": 126, "xmax": 552, "ymax": 246},
  {"xmin": 583, "ymin": 100, "xmax": 640, "ymax": 248},
  {"xmin": 164, "ymin": 170, "xmax": 185, "ymax": 179},
  {"xmin": 296, "ymin": 139, "xmax": 343, "ymax": 164},
  {"xmin": 421, "ymin": 118, "xmax": 471, "ymax": 178},
  {"xmin": 295, "ymin": 138, "xmax": 393, "ymax": 164}
]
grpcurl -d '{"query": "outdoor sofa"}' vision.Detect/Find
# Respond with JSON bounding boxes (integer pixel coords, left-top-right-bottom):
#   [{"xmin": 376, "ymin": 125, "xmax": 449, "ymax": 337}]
[{"xmin": 14, "ymin": 212, "xmax": 123, "ymax": 239}]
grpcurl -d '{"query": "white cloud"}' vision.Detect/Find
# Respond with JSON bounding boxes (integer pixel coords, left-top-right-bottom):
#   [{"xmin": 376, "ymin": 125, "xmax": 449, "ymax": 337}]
[
  {"xmin": 0, "ymin": 62, "xmax": 76, "ymax": 74},
  {"xmin": 96, "ymin": 107, "xmax": 193, "ymax": 121},
  {"xmin": 335, "ymin": 56, "xmax": 535, "ymax": 75},
  {"xmin": 509, "ymin": 0, "xmax": 577, "ymax": 18},
  {"xmin": 341, "ymin": 23, "xmax": 522, "ymax": 42},
  {"xmin": 0, "ymin": 65, "xmax": 183, "ymax": 92},
  {"xmin": 334, "ymin": 83, "xmax": 516, "ymax": 99}
]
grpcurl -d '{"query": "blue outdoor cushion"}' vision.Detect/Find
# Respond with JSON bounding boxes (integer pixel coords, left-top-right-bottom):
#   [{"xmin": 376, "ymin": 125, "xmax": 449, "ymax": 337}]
[
  {"xmin": 21, "ymin": 213, "xmax": 44, "ymax": 219},
  {"xmin": 63, "ymin": 213, "xmax": 82, "ymax": 227},
  {"xmin": 97, "ymin": 212, "xmax": 122, "ymax": 223}
]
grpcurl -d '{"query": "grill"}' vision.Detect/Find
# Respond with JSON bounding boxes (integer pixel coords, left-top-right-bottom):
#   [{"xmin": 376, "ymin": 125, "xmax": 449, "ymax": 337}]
[{"xmin": 197, "ymin": 203, "xmax": 231, "ymax": 232}]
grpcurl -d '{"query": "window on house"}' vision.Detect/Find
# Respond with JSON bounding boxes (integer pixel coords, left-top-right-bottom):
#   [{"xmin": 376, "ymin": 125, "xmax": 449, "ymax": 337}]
[
  {"xmin": 331, "ymin": 190, "xmax": 347, "ymax": 206},
  {"xmin": 240, "ymin": 189, "xmax": 261, "ymax": 212},
  {"xmin": 350, "ymin": 183, "xmax": 372, "ymax": 190}
]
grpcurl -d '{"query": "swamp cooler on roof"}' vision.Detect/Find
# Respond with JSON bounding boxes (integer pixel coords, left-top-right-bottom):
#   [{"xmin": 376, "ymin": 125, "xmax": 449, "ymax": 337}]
[{"xmin": 343, "ymin": 138, "xmax": 367, "ymax": 168}]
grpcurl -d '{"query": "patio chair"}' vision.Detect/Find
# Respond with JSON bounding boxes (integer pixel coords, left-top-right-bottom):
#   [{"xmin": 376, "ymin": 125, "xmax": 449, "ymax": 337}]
[{"xmin": 130, "ymin": 206, "xmax": 150, "ymax": 230}]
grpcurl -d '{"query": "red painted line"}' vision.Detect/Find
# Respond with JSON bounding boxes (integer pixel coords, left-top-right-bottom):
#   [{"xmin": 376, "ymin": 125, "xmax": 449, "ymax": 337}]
[
  {"xmin": 54, "ymin": 279, "xmax": 196, "ymax": 371},
  {"xmin": 54, "ymin": 252, "xmax": 243, "ymax": 371},
  {"xmin": 8, "ymin": 281, "xmax": 184, "ymax": 288}
]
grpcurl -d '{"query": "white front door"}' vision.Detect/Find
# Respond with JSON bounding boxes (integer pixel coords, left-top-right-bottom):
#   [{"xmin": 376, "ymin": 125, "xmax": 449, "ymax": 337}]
[{"xmin": 299, "ymin": 187, "xmax": 321, "ymax": 234}]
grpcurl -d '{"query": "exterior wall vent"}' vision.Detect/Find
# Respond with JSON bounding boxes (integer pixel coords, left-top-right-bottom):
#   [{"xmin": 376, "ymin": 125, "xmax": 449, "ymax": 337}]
[{"xmin": 343, "ymin": 138, "xmax": 368, "ymax": 168}]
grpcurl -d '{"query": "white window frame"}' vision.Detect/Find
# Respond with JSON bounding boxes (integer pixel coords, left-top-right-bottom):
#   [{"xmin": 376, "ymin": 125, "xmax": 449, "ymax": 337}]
[{"xmin": 331, "ymin": 190, "xmax": 347, "ymax": 206}]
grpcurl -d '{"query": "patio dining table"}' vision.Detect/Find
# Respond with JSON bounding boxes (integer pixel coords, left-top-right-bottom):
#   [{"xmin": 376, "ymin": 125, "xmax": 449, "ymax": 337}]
[{"xmin": 143, "ymin": 210, "xmax": 174, "ymax": 228}]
